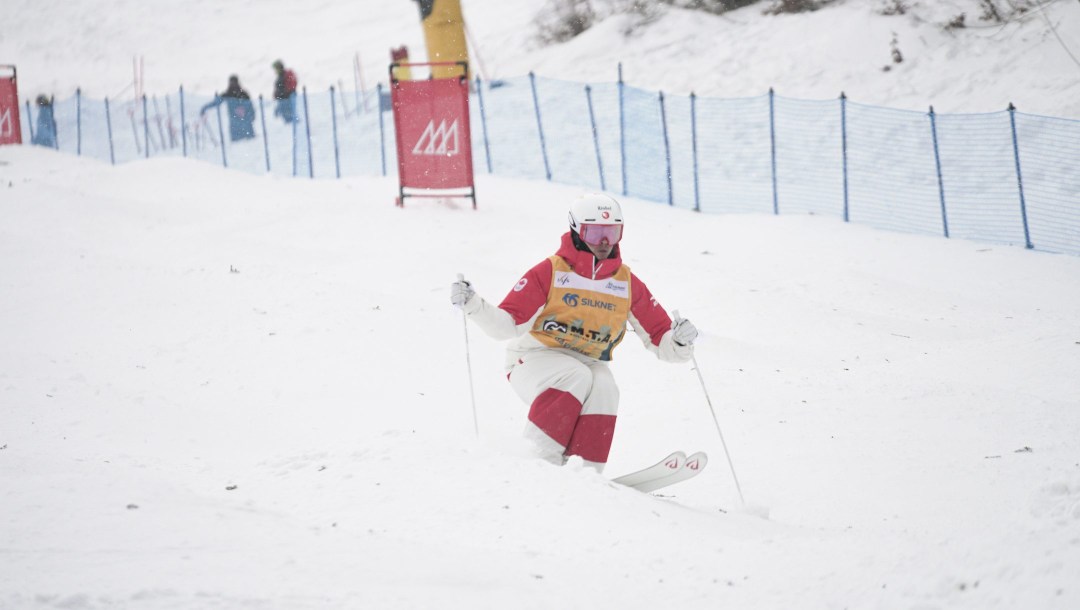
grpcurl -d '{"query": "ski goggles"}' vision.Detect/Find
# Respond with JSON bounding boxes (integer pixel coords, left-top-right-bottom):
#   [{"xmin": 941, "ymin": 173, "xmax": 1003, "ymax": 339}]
[{"xmin": 579, "ymin": 223, "xmax": 623, "ymax": 246}]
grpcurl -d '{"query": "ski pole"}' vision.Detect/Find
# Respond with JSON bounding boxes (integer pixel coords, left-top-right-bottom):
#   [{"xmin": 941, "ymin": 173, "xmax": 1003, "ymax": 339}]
[
  {"xmin": 676, "ymin": 311, "xmax": 745, "ymax": 506},
  {"xmin": 458, "ymin": 274, "xmax": 480, "ymax": 438},
  {"xmin": 691, "ymin": 352, "xmax": 745, "ymax": 506}
]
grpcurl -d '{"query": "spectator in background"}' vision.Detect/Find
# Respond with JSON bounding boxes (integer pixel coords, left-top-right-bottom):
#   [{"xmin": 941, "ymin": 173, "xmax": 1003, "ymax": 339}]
[
  {"xmin": 271, "ymin": 60, "xmax": 298, "ymax": 123},
  {"xmin": 31, "ymin": 94, "xmax": 57, "ymax": 148},
  {"xmin": 200, "ymin": 75, "xmax": 256, "ymax": 141}
]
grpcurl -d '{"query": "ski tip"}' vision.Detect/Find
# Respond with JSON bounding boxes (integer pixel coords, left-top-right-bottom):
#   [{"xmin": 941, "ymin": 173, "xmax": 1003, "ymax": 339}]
[
  {"xmin": 663, "ymin": 451, "xmax": 686, "ymax": 469},
  {"xmin": 684, "ymin": 451, "xmax": 708, "ymax": 471},
  {"xmin": 611, "ymin": 451, "xmax": 686, "ymax": 486}
]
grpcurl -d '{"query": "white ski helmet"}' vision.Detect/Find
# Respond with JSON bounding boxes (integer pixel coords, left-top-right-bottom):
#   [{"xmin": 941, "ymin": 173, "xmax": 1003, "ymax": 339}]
[{"xmin": 569, "ymin": 192, "xmax": 623, "ymax": 232}]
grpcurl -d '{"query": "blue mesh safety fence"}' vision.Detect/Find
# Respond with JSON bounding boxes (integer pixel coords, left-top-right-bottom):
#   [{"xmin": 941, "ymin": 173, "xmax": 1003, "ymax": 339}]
[
  {"xmin": 773, "ymin": 95, "xmax": 845, "ymax": 218},
  {"xmin": 1014, "ymin": 112, "xmax": 1080, "ymax": 254},
  {"xmin": 16, "ymin": 77, "xmax": 1079, "ymax": 257},
  {"xmin": 691, "ymin": 94, "xmax": 773, "ymax": 215},
  {"xmin": 468, "ymin": 75, "xmax": 547, "ymax": 181},
  {"xmin": 846, "ymin": 102, "xmax": 943, "ymax": 236},
  {"xmin": 935, "ymin": 111, "xmax": 1029, "ymax": 247}
]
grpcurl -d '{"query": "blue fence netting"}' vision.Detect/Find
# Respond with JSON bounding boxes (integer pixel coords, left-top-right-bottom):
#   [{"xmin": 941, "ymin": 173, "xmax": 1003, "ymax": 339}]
[{"xmin": 15, "ymin": 73, "xmax": 1080, "ymax": 257}]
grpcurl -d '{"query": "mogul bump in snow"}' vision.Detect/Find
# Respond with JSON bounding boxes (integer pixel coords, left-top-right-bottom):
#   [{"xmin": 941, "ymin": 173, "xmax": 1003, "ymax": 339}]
[{"xmin": 451, "ymin": 193, "xmax": 699, "ymax": 472}]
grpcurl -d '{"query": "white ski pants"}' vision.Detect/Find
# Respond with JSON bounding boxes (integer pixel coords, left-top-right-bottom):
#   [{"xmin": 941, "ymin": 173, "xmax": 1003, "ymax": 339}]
[{"xmin": 508, "ymin": 349, "xmax": 619, "ymax": 472}]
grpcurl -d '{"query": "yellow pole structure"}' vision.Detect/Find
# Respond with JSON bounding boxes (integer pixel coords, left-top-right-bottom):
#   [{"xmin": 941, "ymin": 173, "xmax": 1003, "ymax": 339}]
[
  {"xmin": 415, "ymin": 0, "xmax": 470, "ymax": 79},
  {"xmin": 391, "ymin": 46, "xmax": 412, "ymax": 81}
]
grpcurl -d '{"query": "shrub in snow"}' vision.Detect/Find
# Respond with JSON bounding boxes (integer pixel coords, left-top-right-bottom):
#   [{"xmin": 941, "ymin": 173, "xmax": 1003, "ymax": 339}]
[
  {"xmin": 534, "ymin": 0, "xmax": 767, "ymax": 45},
  {"xmin": 610, "ymin": 0, "xmax": 667, "ymax": 35},
  {"xmin": 978, "ymin": 0, "xmax": 1039, "ymax": 24},
  {"xmin": 979, "ymin": 0, "xmax": 1005, "ymax": 23},
  {"xmin": 534, "ymin": 0, "xmax": 598, "ymax": 44},
  {"xmin": 945, "ymin": 12, "xmax": 967, "ymax": 29},
  {"xmin": 667, "ymin": 0, "xmax": 764, "ymax": 14},
  {"xmin": 878, "ymin": 0, "xmax": 909, "ymax": 16},
  {"xmin": 764, "ymin": 0, "xmax": 835, "ymax": 14}
]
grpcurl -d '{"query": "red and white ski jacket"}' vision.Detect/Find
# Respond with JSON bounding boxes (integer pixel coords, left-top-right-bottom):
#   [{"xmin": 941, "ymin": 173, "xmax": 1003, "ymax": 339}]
[{"xmin": 463, "ymin": 232, "xmax": 693, "ymax": 369}]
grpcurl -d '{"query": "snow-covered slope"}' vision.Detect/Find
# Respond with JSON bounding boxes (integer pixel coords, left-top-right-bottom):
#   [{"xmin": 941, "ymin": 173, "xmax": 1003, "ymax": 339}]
[
  {"xmin": 2, "ymin": 0, "xmax": 1079, "ymax": 116},
  {"xmin": 2, "ymin": 143, "xmax": 1080, "ymax": 609},
  {"xmin": 3, "ymin": 0, "xmax": 1080, "ymax": 608}
]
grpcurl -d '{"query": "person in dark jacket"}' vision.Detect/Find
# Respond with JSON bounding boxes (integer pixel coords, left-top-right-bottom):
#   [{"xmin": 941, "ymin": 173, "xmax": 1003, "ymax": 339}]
[
  {"xmin": 200, "ymin": 75, "xmax": 256, "ymax": 141},
  {"xmin": 271, "ymin": 60, "xmax": 298, "ymax": 123},
  {"xmin": 31, "ymin": 95, "xmax": 57, "ymax": 148}
]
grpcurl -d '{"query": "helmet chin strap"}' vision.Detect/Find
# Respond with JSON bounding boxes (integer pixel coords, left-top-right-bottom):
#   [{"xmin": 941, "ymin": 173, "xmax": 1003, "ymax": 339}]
[{"xmin": 570, "ymin": 228, "xmax": 590, "ymax": 252}]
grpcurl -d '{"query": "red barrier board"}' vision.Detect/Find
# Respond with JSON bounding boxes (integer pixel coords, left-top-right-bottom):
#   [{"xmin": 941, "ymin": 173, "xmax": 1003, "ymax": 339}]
[
  {"xmin": 390, "ymin": 62, "xmax": 475, "ymax": 208},
  {"xmin": 0, "ymin": 65, "xmax": 22, "ymax": 145}
]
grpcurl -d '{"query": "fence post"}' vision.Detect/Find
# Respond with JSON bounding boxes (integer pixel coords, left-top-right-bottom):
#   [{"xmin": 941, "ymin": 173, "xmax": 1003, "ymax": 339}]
[
  {"xmin": 179, "ymin": 86, "xmax": 188, "ymax": 157},
  {"xmin": 302, "ymin": 87, "xmax": 314, "ymax": 178},
  {"xmin": 213, "ymin": 97, "xmax": 228, "ymax": 168},
  {"xmin": 769, "ymin": 88, "xmax": 778, "ymax": 215},
  {"xmin": 330, "ymin": 85, "xmax": 341, "ymax": 179},
  {"xmin": 928, "ymin": 106, "xmax": 949, "ymax": 238},
  {"xmin": 475, "ymin": 75, "xmax": 493, "ymax": 173},
  {"xmin": 840, "ymin": 92, "xmax": 849, "ymax": 222},
  {"xmin": 1007, "ymin": 103, "xmax": 1033, "ymax": 249},
  {"xmin": 528, "ymin": 72, "xmax": 552, "ymax": 181},
  {"xmin": 659, "ymin": 91, "xmax": 673, "ymax": 207},
  {"xmin": 291, "ymin": 94, "xmax": 298, "ymax": 177},
  {"xmin": 258, "ymin": 94, "xmax": 270, "ymax": 172},
  {"xmin": 76, "ymin": 88, "xmax": 82, "ymax": 156},
  {"xmin": 377, "ymin": 83, "xmax": 386, "ymax": 177},
  {"xmin": 104, "ymin": 97, "xmax": 116, "ymax": 165},
  {"xmin": 584, "ymin": 84, "xmax": 605, "ymax": 191},
  {"xmin": 618, "ymin": 63, "xmax": 627, "ymax": 196},
  {"xmin": 25, "ymin": 100, "xmax": 35, "ymax": 143},
  {"xmin": 51, "ymin": 98, "xmax": 59, "ymax": 150},
  {"xmin": 142, "ymin": 94, "xmax": 151, "ymax": 159},
  {"xmin": 152, "ymin": 96, "xmax": 167, "ymax": 152},
  {"xmin": 691, "ymin": 91, "xmax": 700, "ymax": 213},
  {"xmin": 165, "ymin": 95, "xmax": 176, "ymax": 150}
]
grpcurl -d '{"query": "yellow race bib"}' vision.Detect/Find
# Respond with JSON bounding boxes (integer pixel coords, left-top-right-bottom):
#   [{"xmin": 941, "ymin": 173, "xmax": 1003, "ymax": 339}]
[{"xmin": 530, "ymin": 256, "xmax": 633, "ymax": 361}]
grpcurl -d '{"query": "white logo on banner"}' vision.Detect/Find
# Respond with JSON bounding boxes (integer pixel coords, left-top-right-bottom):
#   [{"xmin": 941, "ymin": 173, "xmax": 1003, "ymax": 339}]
[
  {"xmin": 0, "ymin": 108, "xmax": 11, "ymax": 138},
  {"xmin": 412, "ymin": 119, "xmax": 459, "ymax": 156}
]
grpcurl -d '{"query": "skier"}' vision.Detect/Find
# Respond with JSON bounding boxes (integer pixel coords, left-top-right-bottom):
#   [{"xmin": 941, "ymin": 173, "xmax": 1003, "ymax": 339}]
[
  {"xmin": 271, "ymin": 59, "xmax": 298, "ymax": 123},
  {"xmin": 31, "ymin": 95, "xmax": 57, "ymax": 148},
  {"xmin": 451, "ymin": 193, "xmax": 699, "ymax": 473},
  {"xmin": 199, "ymin": 75, "xmax": 256, "ymax": 141}
]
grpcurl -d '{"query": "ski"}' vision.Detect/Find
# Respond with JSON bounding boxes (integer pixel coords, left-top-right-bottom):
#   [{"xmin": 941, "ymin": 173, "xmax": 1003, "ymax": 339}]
[
  {"xmin": 612, "ymin": 451, "xmax": 708, "ymax": 493},
  {"xmin": 612, "ymin": 451, "xmax": 684, "ymax": 488},
  {"xmin": 632, "ymin": 451, "xmax": 708, "ymax": 493}
]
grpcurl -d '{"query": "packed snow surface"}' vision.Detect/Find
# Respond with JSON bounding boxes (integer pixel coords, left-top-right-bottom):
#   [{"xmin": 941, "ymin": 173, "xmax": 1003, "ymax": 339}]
[
  {"xmin": 4, "ymin": 143, "xmax": 1080, "ymax": 609},
  {"xmin": 3, "ymin": 1, "xmax": 1080, "ymax": 608}
]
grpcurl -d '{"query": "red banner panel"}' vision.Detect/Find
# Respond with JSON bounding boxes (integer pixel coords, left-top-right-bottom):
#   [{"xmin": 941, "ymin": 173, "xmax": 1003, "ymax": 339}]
[
  {"xmin": 0, "ymin": 65, "xmax": 22, "ymax": 145},
  {"xmin": 390, "ymin": 64, "xmax": 475, "ymax": 207}
]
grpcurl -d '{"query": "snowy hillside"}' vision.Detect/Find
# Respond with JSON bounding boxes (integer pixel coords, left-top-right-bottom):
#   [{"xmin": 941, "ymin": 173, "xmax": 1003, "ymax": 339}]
[
  {"xmin": 3, "ymin": 0, "xmax": 1080, "ymax": 608},
  {"xmin": 3, "ymin": 141, "xmax": 1080, "ymax": 609},
  {"xmin": 3, "ymin": 0, "xmax": 1080, "ymax": 116}
]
